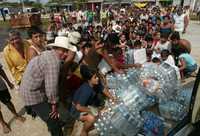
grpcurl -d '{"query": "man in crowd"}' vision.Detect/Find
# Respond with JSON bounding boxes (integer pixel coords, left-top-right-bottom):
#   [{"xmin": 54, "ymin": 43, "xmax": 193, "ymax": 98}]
[
  {"xmin": 20, "ymin": 36, "xmax": 77, "ymax": 136},
  {"xmin": 27, "ymin": 26, "xmax": 46, "ymax": 61}
]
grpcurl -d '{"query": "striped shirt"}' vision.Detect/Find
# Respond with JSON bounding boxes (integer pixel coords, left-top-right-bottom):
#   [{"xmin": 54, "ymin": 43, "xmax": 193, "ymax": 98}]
[{"xmin": 20, "ymin": 50, "xmax": 60, "ymax": 106}]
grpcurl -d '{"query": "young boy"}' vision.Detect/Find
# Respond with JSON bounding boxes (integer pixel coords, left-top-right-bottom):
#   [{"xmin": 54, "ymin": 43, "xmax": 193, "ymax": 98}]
[
  {"xmin": 0, "ymin": 63, "xmax": 25, "ymax": 134},
  {"xmin": 179, "ymin": 48, "xmax": 197, "ymax": 78}
]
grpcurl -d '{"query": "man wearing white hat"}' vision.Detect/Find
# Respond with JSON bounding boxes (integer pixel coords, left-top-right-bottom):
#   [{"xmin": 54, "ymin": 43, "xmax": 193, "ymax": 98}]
[{"xmin": 20, "ymin": 36, "xmax": 77, "ymax": 136}]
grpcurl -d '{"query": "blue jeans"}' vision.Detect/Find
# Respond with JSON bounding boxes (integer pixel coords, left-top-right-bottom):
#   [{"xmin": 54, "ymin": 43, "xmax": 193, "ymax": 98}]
[{"xmin": 185, "ymin": 64, "xmax": 197, "ymax": 75}]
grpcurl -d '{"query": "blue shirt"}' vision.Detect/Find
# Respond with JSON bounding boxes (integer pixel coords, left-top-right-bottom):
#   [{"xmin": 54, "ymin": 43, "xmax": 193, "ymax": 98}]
[
  {"xmin": 73, "ymin": 82, "xmax": 95, "ymax": 106},
  {"xmin": 179, "ymin": 53, "xmax": 197, "ymax": 69},
  {"xmin": 73, "ymin": 81, "xmax": 104, "ymax": 106}
]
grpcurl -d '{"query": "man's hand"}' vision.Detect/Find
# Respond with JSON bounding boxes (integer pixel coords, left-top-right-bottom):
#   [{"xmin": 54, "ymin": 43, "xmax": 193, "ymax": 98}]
[{"xmin": 49, "ymin": 104, "xmax": 59, "ymax": 119}]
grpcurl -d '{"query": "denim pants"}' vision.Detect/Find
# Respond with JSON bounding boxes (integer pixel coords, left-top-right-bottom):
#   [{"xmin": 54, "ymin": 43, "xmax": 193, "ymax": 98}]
[
  {"xmin": 185, "ymin": 64, "xmax": 197, "ymax": 75},
  {"xmin": 29, "ymin": 102, "xmax": 64, "ymax": 136}
]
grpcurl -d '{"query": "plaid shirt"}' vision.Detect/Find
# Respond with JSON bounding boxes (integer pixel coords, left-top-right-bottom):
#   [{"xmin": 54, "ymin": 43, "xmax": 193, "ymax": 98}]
[{"xmin": 20, "ymin": 50, "xmax": 60, "ymax": 106}]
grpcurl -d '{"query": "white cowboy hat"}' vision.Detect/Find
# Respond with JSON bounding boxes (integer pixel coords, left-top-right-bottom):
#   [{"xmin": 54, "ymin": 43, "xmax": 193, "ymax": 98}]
[
  {"xmin": 48, "ymin": 36, "xmax": 77, "ymax": 52},
  {"xmin": 68, "ymin": 31, "xmax": 81, "ymax": 45}
]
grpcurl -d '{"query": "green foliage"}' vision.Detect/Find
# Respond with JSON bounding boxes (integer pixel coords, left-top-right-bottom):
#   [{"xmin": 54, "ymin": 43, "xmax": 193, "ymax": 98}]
[
  {"xmin": 31, "ymin": 3, "xmax": 43, "ymax": 8},
  {"xmin": 0, "ymin": 2, "xmax": 21, "ymax": 8}
]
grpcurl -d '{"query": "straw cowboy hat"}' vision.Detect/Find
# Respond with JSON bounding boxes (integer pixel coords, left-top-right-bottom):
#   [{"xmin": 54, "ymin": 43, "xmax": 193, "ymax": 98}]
[
  {"xmin": 48, "ymin": 36, "xmax": 77, "ymax": 52},
  {"xmin": 68, "ymin": 31, "xmax": 81, "ymax": 45}
]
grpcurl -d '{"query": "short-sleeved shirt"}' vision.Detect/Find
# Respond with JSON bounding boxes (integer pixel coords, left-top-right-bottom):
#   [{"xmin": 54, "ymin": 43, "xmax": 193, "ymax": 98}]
[
  {"xmin": 179, "ymin": 53, "xmax": 197, "ymax": 69},
  {"xmin": 70, "ymin": 82, "xmax": 104, "ymax": 118},
  {"xmin": 20, "ymin": 50, "xmax": 60, "ymax": 106},
  {"xmin": 155, "ymin": 41, "xmax": 171, "ymax": 52},
  {"xmin": 0, "ymin": 63, "xmax": 8, "ymax": 91},
  {"xmin": 73, "ymin": 82, "xmax": 95, "ymax": 106},
  {"xmin": 73, "ymin": 81, "xmax": 104, "ymax": 106}
]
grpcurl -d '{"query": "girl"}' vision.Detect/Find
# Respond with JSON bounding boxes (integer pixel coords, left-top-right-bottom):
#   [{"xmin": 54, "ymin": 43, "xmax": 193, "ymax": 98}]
[{"xmin": 70, "ymin": 66, "xmax": 114, "ymax": 136}]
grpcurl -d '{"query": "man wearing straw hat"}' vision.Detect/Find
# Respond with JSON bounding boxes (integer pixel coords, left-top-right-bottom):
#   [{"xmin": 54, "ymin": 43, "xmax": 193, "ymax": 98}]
[{"xmin": 20, "ymin": 36, "xmax": 77, "ymax": 136}]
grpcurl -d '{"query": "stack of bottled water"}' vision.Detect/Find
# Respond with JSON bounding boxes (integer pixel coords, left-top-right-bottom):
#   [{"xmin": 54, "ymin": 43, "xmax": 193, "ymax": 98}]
[
  {"xmin": 95, "ymin": 101, "xmax": 144, "ymax": 136},
  {"xmin": 96, "ymin": 62, "xmax": 182, "ymax": 135},
  {"xmin": 159, "ymin": 100, "xmax": 187, "ymax": 121},
  {"xmin": 94, "ymin": 108, "xmax": 119, "ymax": 136},
  {"xmin": 142, "ymin": 111, "xmax": 164, "ymax": 136},
  {"xmin": 139, "ymin": 63, "xmax": 180, "ymax": 100},
  {"xmin": 175, "ymin": 87, "xmax": 193, "ymax": 110}
]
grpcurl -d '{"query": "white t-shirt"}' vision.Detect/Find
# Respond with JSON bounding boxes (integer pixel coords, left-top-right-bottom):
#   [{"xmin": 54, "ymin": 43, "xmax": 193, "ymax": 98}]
[
  {"xmin": 174, "ymin": 14, "xmax": 185, "ymax": 33},
  {"xmin": 164, "ymin": 55, "xmax": 175, "ymax": 66},
  {"xmin": 164, "ymin": 57, "xmax": 181, "ymax": 80},
  {"xmin": 155, "ymin": 41, "xmax": 171, "ymax": 52}
]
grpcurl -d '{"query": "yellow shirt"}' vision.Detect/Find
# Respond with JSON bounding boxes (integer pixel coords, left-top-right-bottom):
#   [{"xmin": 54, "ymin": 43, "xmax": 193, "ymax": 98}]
[
  {"xmin": 73, "ymin": 65, "xmax": 82, "ymax": 79},
  {"xmin": 3, "ymin": 41, "xmax": 30, "ymax": 84}
]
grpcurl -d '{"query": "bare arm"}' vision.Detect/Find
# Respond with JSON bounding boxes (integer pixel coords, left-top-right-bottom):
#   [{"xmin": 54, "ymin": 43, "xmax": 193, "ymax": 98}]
[
  {"xmin": 75, "ymin": 103, "xmax": 90, "ymax": 112},
  {"xmin": 97, "ymin": 49, "xmax": 123, "ymax": 73},
  {"xmin": 27, "ymin": 47, "xmax": 38, "ymax": 62},
  {"xmin": 183, "ymin": 15, "xmax": 189, "ymax": 33},
  {"xmin": 118, "ymin": 63, "xmax": 142, "ymax": 69},
  {"xmin": 179, "ymin": 58, "xmax": 186, "ymax": 71}
]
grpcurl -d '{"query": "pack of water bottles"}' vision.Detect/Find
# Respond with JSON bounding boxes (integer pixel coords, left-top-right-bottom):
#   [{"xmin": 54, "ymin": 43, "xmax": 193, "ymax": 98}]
[
  {"xmin": 142, "ymin": 111, "xmax": 165, "ymax": 136},
  {"xmin": 106, "ymin": 63, "xmax": 180, "ymax": 100},
  {"xmin": 159, "ymin": 100, "xmax": 187, "ymax": 121},
  {"xmin": 95, "ymin": 102, "xmax": 144, "ymax": 136},
  {"xmin": 94, "ymin": 62, "xmax": 193, "ymax": 136},
  {"xmin": 139, "ymin": 63, "xmax": 180, "ymax": 100}
]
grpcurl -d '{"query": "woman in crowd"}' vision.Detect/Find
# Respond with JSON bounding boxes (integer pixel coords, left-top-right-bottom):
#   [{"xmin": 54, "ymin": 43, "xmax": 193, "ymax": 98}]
[
  {"xmin": 3, "ymin": 30, "xmax": 30, "ymax": 85},
  {"xmin": 70, "ymin": 66, "xmax": 114, "ymax": 136}
]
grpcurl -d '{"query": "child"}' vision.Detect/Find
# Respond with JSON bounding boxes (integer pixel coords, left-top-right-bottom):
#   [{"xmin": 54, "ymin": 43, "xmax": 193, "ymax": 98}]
[
  {"xmin": 161, "ymin": 50, "xmax": 181, "ymax": 80},
  {"xmin": 154, "ymin": 32, "xmax": 171, "ymax": 53},
  {"xmin": 112, "ymin": 47, "xmax": 141, "ymax": 69},
  {"xmin": 0, "ymin": 63, "xmax": 25, "ymax": 134},
  {"xmin": 178, "ymin": 48, "xmax": 197, "ymax": 78},
  {"xmin": 70, "ymin": 65, "xmax": 114, "ymax": 136},
  {"xmin": 161, "ymin": 49, "xmax": 175, "ymax": 66}
]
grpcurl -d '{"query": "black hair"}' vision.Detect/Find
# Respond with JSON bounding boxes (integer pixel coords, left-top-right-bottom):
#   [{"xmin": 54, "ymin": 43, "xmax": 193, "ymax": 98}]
[
  {"xmin": 80, "ymin": 65, "xmax": 97, "ymax": 81},
  {"xmin": 9, "ymin": 30, "xmax": 21, "ymax": 38},
  {"xmin": 163, "ymin": 15, "xmax": 170, "ymax": 20},
  {"xmin": 170, "ymin": 31, "xmax": 180, "ymax": 40},
  {"xmin": 156, "ymin": 17, "xmax": 161, "ymax": 21},
  {"xmin": 161, "ymin": 49, "xmax": 170, "ymax": 57},
  {"xmin": 145, "ymin": 34, "xmax": 153, "ymax": 42},
  {"xmin": 152, "ymin": 57, "xmax": 161, "ymax": 63},
  {"xmin": 113, "ymin": 47, "xmax": 123, "ymax": 57},
  {"xmin": 134, "ymin": 40, "xmax": 142, "ymax": 47},
  {"xmin": 82, "ymin": 42, "xmax": 92, "ymax": 48},
  {"xmin": 27, "ymin": 26, "xmax": 44, "ymax": 38},
  {"xmin": 160, "ymin": 32, "xmax": 169, "ymax": 39}
]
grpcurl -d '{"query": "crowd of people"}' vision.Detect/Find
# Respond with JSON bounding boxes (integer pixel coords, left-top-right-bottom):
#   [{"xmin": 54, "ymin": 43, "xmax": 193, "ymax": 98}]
[{"xmin": 0, "ymin": 4, "xmax": 198, "ymax": 136}]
